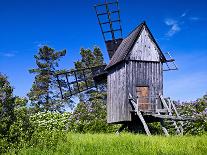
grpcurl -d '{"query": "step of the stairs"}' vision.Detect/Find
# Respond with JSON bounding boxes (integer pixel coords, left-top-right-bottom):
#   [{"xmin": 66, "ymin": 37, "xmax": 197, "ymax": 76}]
[{"xmin": 156, "ymin": 109, "xmax": 168, "ymax": 113}]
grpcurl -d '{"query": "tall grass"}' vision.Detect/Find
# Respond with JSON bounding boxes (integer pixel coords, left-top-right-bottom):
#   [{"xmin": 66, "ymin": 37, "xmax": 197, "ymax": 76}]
[{"xmin": 11, "ymin": 133, "xmax": 207, "ymax": 155}]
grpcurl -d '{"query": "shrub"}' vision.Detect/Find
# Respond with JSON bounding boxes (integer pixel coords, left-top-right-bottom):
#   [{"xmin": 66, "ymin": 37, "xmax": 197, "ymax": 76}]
[
  {"xmin": 30, "ymin": 111, "xmax": 71, "ymax": 132},
  {"xmin": 178, "ymin": 94, "xmax": 207, "ymax": 135}
]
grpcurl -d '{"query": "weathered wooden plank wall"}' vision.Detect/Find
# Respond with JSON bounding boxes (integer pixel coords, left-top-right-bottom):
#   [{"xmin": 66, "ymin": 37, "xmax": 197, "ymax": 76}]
[
  {"xmin": 126, "ymin": 61, "xmax": 163, "ymax": 110},
  {"xmin": 107, "ymin": 25, "xmax": 164, "ymax": 124},
  {"xmin": 129, "ymin": 27, "xmax": 160, "ymax": 62},
  {"xmin": 107, "ymin": 63, "xmax": 130, "ymax": 123},
  {"xmin": 107, "ymin": 61, "xmax": 163, "ymax": 124}
]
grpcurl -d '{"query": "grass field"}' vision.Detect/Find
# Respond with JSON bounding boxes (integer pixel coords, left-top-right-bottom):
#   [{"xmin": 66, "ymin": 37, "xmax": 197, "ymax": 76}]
[{"xmin": 12, "ymin": 133, "xmax": 207, "ymax": 155}]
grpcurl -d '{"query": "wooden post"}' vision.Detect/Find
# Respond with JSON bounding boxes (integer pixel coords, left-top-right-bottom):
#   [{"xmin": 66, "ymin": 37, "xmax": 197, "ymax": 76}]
[
  {"xmin": 136, "ymin": 109, "xmax": 151, "ymax": 136},
  {"xmin": 159, "ymin": 94, "xmax": 170, "ymax": 112},
  {"xmin": 155, "ymin": 97, "xmax": 158, "ymax": 113},
  {"xmin": 129, "ymin": 93, "xmax": 151, "ymax": 136}
]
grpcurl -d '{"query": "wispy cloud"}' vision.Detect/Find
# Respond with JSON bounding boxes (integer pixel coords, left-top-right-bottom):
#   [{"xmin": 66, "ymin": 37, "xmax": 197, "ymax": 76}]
[
  {"xmin": 37, "ymin": 43, "xmax": 46, "ymax": 48},
  {"xmin": 3, "ymin": 53, "xmax": 15, "ymax": 57},
  {"xmin": 0, "ymin": 51, "xmax": 18, "ymax": 58},
  {"xmin": 189, "ymin": 17, "xmax": 200, "ymax": 21},
  {"xmin": 181, "ymin": 12, "xmax": 187, "ymax": 17},
  {"xmin": 165, "ymin": 19, "xmax": 181, "ymax": 37},
  {"xmin": 164, "ymin": 11, "xmax": 203, "ymax": 38},
  {"xmin": 33, "ymin": 41, "xmax": 51, "ymax": 48}
]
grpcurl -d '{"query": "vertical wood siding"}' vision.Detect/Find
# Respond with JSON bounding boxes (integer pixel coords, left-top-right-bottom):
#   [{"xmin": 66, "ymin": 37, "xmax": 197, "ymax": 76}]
[
  {"xmin": 107, "ymin": 63, "xmax": 130, "ymax": 123},
  {"xmin": 126, "ymin": 61, "xmax": 163, "ymax": 110},
  {"xmin": 107, "ymin": 61, "xmax": 163, "ymax": 124},
  {"xmin": 107, "ymin": 26, "xmax": 164, "ymax": 124},
  {"xmin": 129, "ymin": 27, "xmax": 161, "ymax": 62}
]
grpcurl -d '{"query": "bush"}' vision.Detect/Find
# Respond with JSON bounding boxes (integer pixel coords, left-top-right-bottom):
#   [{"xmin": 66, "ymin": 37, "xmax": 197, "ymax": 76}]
[
  {"xmin": 30, "ymin": 111, "xmax": 71, "ymax": 132},
  {"xmin": 0, "ymin": 74, "xmax": 33, "ymax": 153},
  {"xmin": 178, "ymin": 94, "xmax": 207, "ymax": 135},
  {"xmin": 28, "ymin": 130, "xmax": 67, "ymax": 151},
  {"xmin": 69, "ymin": 101, "xmax": 119, "ymax": 133}
]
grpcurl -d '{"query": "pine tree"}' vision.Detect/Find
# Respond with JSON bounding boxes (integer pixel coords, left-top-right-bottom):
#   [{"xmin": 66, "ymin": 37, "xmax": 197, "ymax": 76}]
[
  {"xmin": 69, "ymin": 47, "xmax": 116, "ymax": 132},
  {"xmin": 0, "ymin": 73, "xmax": 15, "ymax": 137},
  {"xmin": 73, "ymin": 47, "xmax": 106, "ymax": 100},
  {"xmin": 28, "ymin": 46, "xmax": 66, "ymax": 112}
]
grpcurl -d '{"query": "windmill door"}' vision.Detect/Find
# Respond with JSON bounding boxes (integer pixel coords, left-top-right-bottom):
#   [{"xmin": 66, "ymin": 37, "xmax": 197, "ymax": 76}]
[{"xmin": 136, "ymin": 86, "xmax": 149, "ymax": 111}]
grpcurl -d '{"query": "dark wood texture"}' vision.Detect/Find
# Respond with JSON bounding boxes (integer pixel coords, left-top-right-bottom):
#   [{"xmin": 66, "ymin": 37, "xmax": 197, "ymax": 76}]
[{"xmin": 105, "ymin": 39, "xmax": 123, "ymax": 59}]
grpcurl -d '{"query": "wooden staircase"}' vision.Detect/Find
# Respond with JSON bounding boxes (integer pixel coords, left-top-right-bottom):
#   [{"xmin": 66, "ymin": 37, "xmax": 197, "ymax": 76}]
[{"xmin": 127, "ymin": 93, "xmax": 185, "ymax": 136}]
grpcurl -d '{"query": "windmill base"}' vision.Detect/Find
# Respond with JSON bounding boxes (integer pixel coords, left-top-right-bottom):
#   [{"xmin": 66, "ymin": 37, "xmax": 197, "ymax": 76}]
[{"xmin": 116, "ymin": 112, "xmax": 183, "ymax": 136}]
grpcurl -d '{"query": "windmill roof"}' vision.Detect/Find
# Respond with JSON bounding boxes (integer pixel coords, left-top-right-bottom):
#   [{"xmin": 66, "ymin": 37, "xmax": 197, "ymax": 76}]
[{"xmin": 105, "ymin": 21, "xmax": 166, "ymax": 70}]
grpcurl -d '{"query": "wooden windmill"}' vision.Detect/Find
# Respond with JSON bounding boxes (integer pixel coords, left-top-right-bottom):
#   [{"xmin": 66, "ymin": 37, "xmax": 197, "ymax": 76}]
[{"xmin": 56, "ymin": 0, "xmax": 191, "ymax": 135}]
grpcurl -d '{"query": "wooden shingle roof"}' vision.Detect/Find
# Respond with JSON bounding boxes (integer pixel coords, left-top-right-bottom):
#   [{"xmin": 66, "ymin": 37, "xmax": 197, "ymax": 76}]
[{"xmin": 105, "ymin": 21, "xmax": 166, "ymax": 70}]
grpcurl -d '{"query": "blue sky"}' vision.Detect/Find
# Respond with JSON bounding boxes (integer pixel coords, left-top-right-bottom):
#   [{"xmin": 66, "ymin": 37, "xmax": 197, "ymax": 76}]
[{"xmin": 0, "ymin": 0, "xmax": 206, "ymax": 101}]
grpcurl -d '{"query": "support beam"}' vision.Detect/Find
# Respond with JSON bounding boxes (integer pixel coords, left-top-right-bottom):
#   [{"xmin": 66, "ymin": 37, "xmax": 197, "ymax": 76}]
[
  {"xmin": 136, "ymin": 109, "xmax": 151, "ymax": 136},
  {"xmin": 159, "ymin": 94, "xmax": 170, "ymax": 112},
  {"xmin": 129, "ymin": 93, "xmax": 151, "ymax": 136}
]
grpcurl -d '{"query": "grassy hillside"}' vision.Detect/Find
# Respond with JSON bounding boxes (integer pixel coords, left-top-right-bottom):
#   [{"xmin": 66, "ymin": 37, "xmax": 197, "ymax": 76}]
[{"xmin": 12, "ymin": 133, "xmax": 207, "ymax": 155}]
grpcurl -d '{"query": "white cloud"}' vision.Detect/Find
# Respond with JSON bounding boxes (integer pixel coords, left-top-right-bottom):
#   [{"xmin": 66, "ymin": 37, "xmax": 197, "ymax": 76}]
[
  {"xmin": 3, "ymin": 53, "xmax": 15, "ymax": 57},
  {"xmin": 37, "ymin": 43, "xmax": 45, "ymax": 48},
  {"xmin": 164, "ymin": 11, "xmax": 202, "ymax": 38},
  {"xmin": 181, "ymin": 12, "xmax": 187, "ymax": 17},
  {"xmin": 0, "ymin": 51, "xmax": 18, "ymax": 57},
  {"xmin": 33, "ymin": 41, "xmax": 50, "ymax": 48},
  {"xmin": 165, "ymin": 19, "xmax": 177, "ymax": 25},
  {"xmin": 189, "ymin": 17, "xmax": 200, "ymax": 21},
  {"xmin": 165, "ymin": 19, "xmax": 181, "ymax": 37}
]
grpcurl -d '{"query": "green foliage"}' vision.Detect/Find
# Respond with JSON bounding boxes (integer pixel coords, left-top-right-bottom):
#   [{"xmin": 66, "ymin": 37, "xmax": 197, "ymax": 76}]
[
  {"xmin": 69, "ymin": 96, "xmax": 118, "ymax": 133},
  {"xmin": 1, "ymin": 44, "xmax": 206, "ymax": 154},
  {"xmin": 14, "ymin": 133, "xmax": 207, "ymax": 155},
  {"xmin": 6, "ymin": 130, "xmax": 67, "ymax": 154},
  {"xmin": 8, "ymin": 97, "xmax": 33, "ymax": 148},
  {"xmin": 0, "ymin": 73, "xmax": 15, "ymax": 138},
  {"xmin": 0, "ymin": 74, "xmax": 32, "ymax": 153},
  {"xmin": 28, "ymin": 130, "xmax": 67, "ymax": 152},
  {"xmin": 179, "ymin": 94, "xmax": 207, "ymax": 135},
  {"xmin": 75, "ymin": 47, "xmax": 105, "ymax": 69},
  {"xmin": 148, "ymin": 122, "xmax": 163, "ymax": 135},
  {"xmin": 30, "ymin": 111, "xmax": 71, "ymax": 131},
  {"xmin": 68, "ymin": 47, "xmax": 118, "ymax": 133},
  {"xmin": 0, "ymin": 73, "xmax": 16, "ymax": 153},
  {"xmin": 28, "ymin": 46, "xmax": 67, "ymax": 112}
]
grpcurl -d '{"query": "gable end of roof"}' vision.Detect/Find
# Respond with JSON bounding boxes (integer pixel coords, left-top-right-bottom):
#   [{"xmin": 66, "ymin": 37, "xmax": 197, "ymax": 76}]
[{"xmin": 105, "ymin": 21, "xmax": 166, "ymax": 70}]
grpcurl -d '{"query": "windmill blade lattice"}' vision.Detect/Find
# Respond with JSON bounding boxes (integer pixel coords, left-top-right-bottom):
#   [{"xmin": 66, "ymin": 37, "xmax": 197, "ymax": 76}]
[
  {"xmin": 94, "ymin": 0, "xmax": 123, "ymax": 59},
  {"xmin": 56, "ymin": 65, "xmax": 107, "ymax": 99}
]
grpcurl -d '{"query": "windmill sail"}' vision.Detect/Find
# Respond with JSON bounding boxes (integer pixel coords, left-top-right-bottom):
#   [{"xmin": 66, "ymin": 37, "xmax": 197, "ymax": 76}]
[
  {"xmin": 94, "ymin": 0, "xmax": 123, "ymax": 59},
  {"xmin": 56, "ymin": 65, "xmax": 107, "ymax": 99}
]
